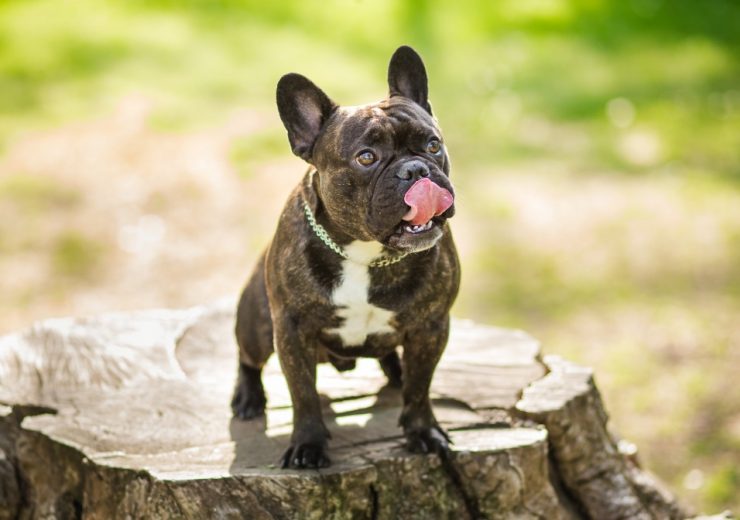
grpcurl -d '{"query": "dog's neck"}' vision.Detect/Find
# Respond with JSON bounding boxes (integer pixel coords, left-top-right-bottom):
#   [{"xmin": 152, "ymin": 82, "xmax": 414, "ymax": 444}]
[{"xmin": 300, "ymin": 169, "xmax": 408, "ymax": 268}]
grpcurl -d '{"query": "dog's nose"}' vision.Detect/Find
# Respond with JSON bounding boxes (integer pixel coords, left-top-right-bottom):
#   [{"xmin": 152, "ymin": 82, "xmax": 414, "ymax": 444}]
[{"xmin": 396, "ymin": 160, "xmax": 429, "ymax": 181}]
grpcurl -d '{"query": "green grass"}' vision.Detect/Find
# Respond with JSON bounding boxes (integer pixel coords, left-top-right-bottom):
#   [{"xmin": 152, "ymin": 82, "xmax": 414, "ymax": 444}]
[
  {"xmin": 0, "ymin": 175, "xmax": 101, "ymax": 280},
  {"xmin": 0, "ymin": 175, "xmax": 81, "ymax": 213},
  {"xmin": 1, "ymin": 0, "xmax": 739, "ymax": 513},
  {"xmin": 706, "ymin": 465, "xmax": 740, "ymax": 506},
  {"xmin": 230, "ymin": 129, "xmax": 287, "ymax": 179},
  {"xmin": 52, "ymin": 232, "xmax": 104, "ymax": 280}
]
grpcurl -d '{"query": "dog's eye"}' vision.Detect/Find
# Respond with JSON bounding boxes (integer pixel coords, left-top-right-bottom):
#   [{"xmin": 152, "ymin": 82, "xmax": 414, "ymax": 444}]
[
  {"xmin": 426, "ymin": 139, "xmax": 442, "ymax": 154},
  {"xmin": 356, "ymin": 151, "xmax": 377, "ymax": 166}
]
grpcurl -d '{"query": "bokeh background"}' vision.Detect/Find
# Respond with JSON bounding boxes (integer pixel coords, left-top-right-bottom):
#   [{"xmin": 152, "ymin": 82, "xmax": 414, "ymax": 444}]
[{"xmin": 1, "ymin": 0, "xmax": 738, "ymax": 512}]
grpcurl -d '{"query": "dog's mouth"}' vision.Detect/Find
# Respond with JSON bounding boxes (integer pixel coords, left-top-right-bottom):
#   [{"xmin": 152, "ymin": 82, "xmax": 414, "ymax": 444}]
[
  {"xmin": 394, "ymin": 215, "xmax": 441, "ymax": 236},
  {"xmin": 402, "ymin": 219, "xmax": 435, "ymax": 234},
  {"xmin": 380, "ymin": 178, "xmax": 454, "ymax": 252},
  {"xmin": 373, "ymin": 177, "xmax": 454, "ymax": 252},
  {"xmin": 384, "ymin": 214, "xmax": 447, "ymax": 252}
]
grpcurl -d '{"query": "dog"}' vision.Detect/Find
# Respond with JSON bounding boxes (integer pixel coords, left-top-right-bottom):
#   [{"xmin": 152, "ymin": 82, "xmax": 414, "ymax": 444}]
[{"xmin": 232, "ymin": 46, "xmax": 460, "ymax": 469}]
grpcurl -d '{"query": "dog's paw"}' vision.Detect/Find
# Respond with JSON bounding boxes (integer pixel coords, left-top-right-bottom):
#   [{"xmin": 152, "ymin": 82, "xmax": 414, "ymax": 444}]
[
  {"xmin": 231, "ymin": 364, "xmax": 267, "ymax": 420},
  {"xmin": 231, "ymin": 392, "xmax": 266, "ymax": 420},
  {"xmin": 280, "ymin": 442, "xmax": 331, "ymax": 469},
  {"xmin": 405, "ymin": 426, "xmax": 452, "ymax": 456}
]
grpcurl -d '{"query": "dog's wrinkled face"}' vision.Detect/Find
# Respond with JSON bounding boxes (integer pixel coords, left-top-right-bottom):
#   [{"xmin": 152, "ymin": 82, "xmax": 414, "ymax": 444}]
[
  {"xmin": 277, "ymin": 46, "xmax": 454, "ymax": 253},
  {"xmin": 312, "ymin": 98, "xmax": 454, "ymax": 252}
]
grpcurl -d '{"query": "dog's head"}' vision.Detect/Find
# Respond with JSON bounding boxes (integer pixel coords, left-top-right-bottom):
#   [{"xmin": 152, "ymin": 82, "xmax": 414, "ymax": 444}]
[{"xmin": 277, "ymin": 46, "xmax": 454, "ymax": 253}]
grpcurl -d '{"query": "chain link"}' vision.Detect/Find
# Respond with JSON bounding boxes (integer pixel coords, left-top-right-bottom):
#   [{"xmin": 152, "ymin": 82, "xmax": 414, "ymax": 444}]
[
  {"xmin": 302, "ymin": 199, "xmax": 348, "ymax": 259},
  {"xmin": 368, "ymin": 254, "xmax": 408, "ymax": 268},
  {"xmin": 302, "ymin": 199, "xmax": 408, "ymax": 268}
]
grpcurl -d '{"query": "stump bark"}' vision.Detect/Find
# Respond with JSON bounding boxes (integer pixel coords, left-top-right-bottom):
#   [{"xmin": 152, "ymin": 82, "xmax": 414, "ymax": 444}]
[{"xmin": 0, "ymin": 301, "xmax": 727, "ymax": 519}]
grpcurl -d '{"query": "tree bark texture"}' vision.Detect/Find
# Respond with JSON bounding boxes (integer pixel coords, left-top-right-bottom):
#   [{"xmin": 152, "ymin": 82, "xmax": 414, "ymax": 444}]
[{"xmin": 0, "ymin": 301, "xmax": 727, "ymax": 519}]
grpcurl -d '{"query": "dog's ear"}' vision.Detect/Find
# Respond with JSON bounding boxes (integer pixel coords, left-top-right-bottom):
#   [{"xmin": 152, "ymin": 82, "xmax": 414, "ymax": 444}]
[
  {"xmin": 276, "ymin": 73, "xmax": 337, "ymax": 162},
  {"xmin": 387, "ymin": 46, "xmax": 432, "ymax": 114}
]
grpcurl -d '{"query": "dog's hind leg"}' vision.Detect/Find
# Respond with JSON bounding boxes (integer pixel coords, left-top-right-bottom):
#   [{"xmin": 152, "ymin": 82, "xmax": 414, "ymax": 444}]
[
  {"xmin": 232, "ymin": 252, "xmax": 273, "ymax": 420},
  {"xmin": 379, "ymin": 350, "xmax": 403, "ymax": 388}
]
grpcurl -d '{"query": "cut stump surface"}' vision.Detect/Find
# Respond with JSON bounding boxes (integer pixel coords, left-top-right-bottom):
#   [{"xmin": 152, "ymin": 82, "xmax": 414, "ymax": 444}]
[{"xmin": 0, "ymin": 301, "xmax": 709, "ymax": 519}]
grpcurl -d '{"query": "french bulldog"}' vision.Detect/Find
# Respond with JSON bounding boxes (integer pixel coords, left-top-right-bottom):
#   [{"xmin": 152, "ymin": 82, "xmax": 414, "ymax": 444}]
[{"xmin": 232, "ymin": 46, "xmax": 460, "ymax": 469}]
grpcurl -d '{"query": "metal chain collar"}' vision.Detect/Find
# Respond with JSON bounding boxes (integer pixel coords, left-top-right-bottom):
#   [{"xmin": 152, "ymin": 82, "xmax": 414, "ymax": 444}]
[{"xmin": 301, "ymin": 199, "xmax": 408, "ymax": 268}]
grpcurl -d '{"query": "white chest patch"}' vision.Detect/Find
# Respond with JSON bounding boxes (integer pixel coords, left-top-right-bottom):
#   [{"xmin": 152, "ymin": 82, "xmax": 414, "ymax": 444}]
[{"xmin": 327, "ymin": 241, "xmax": 395, "ymax": 347}]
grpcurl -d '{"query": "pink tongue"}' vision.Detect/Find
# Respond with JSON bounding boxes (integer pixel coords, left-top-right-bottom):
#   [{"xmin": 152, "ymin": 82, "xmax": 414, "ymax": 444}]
[{"xmin": 402, "ymin": 178, "xmax": 454, "ymax": 226}]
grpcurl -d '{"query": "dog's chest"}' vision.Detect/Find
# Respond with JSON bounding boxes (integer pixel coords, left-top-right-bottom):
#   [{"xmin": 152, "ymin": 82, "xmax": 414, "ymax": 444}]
[{"xmin": 326, "ymin": 241, "xmax": 396, "ymax": 347}]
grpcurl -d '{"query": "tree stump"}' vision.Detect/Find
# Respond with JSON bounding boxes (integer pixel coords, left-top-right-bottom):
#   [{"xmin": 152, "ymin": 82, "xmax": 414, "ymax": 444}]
[{"xmin": 0, "ymin": 301, "xmax": 728, "ymax": 519}]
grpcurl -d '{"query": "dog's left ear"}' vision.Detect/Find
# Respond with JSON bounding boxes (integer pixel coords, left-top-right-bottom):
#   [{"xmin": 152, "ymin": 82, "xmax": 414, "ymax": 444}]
[{"xmin": 388, "ymin": 45, "xmax": 432, "ymax": 115}]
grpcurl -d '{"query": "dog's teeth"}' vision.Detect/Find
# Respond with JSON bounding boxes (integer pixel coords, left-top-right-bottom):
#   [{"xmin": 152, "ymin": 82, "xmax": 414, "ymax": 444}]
[{"xmin": 403, "ymin": 221, "xmax": 435, "ymax": 234}]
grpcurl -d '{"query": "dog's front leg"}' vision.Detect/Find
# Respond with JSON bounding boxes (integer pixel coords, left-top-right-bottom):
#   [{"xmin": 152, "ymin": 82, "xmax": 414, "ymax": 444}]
[
  {"xmin": 399, "ymin": 315, "xmax": 452, "ymax": 455},
  {"xmin": 273, "ymin": 310, "xmax": 331, "ymax": 469}
]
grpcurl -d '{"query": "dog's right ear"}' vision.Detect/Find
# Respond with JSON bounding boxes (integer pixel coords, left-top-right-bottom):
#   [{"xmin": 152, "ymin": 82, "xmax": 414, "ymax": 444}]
[{"xmin": 276, "ymin": 73, "xmax": 337, "ymax": 162}]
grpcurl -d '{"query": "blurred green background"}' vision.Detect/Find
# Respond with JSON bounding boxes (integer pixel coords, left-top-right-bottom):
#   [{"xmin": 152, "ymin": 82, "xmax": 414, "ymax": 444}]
[{"xmin": 1, "ymin": 0, "xmax": 738, "ymax": 513}]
